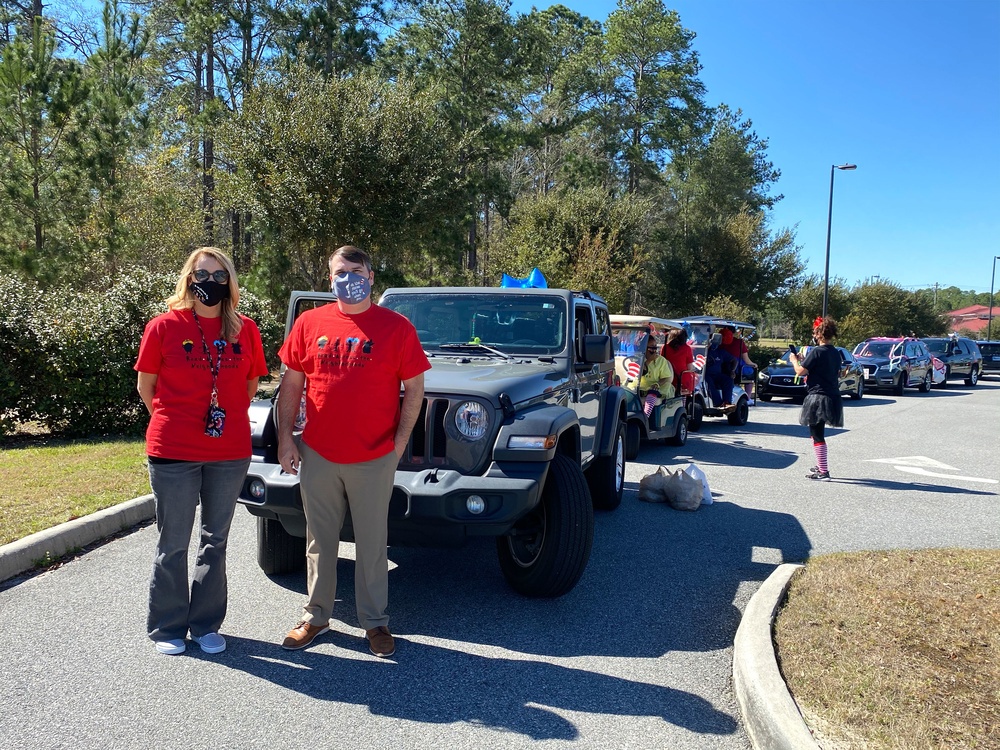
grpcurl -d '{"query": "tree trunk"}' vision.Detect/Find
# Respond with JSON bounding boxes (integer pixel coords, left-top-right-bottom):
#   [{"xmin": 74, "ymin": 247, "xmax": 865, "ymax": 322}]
[{"xmin": 203, "ymin": 32, "xmax": 215, "ymax": 241}]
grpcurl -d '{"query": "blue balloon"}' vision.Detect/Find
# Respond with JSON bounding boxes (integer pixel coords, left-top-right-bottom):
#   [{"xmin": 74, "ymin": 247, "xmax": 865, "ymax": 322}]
[
  {"xmin": 500, "ymin": 267, "xmax": 548, "ymax": 288},
  {"xmin": 526, "ymin": 267, "xmax": 548, "ymax": 288}
]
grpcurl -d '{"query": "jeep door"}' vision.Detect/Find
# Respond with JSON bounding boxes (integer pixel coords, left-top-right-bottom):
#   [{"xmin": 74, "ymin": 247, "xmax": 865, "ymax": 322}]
[{"xmin": 573, "ymin": 302, "xmax": 603, "ymax": 460}]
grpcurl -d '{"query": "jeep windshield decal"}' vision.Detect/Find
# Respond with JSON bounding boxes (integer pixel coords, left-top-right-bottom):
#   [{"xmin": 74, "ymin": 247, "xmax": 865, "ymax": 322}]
[{"xmin": 380, "ymin": 292, "xmax": 568, "ymax": 356}]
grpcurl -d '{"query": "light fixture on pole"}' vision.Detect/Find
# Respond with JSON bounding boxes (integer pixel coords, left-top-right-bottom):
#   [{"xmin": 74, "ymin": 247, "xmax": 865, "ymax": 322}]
[
  {"xmin": 822, "ymin": 163, "xmax": 857, "ymax": 319},
  {"xmin": 988, "ymin": 255, "xmax": 1000, "ymax": 341}
]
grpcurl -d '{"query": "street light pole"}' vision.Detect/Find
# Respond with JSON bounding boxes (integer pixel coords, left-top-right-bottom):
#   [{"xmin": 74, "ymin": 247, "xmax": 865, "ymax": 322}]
[
  {"xmin": 988, "ymin": 255, "xmax": 1000, "ymax": 341},
  {"xmin": 822, "ymin": 163, "xmax": 857, "ymax": 319}
]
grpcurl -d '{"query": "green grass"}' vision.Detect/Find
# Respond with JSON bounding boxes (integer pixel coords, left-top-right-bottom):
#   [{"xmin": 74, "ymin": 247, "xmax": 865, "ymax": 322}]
[{"xmin": 0, "ymin": 437, "xmax": 150, "ymax": 546}]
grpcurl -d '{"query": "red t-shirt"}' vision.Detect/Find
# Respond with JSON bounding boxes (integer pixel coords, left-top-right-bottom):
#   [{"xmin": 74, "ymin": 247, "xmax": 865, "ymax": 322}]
[
  {"xmin": 722, "ymin": 338, "xmax": 749, "ymax": 362},
  {"xmin": 135, "ymin": 309, "xmax": 269, "ymax": 461},
  {"xmin": 279, "ymin": 303, "xmax": 431, "ymax": 464},
  {"xmin": 662, "ymin": 343, "xmax": 695, "ymax": 389}
]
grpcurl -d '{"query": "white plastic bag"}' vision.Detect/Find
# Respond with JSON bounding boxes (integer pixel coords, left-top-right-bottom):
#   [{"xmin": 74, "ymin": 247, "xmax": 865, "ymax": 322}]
[{"xmin": 684, "ymin": 462, "xmax": 713, "ymax": 505}]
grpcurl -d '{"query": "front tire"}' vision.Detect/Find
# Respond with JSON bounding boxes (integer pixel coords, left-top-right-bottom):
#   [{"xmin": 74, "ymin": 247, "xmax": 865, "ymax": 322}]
[
  {"xmin": 727, "ymin": 398, "xmax": 750, "ymax": 426},
  {"xmin": 497, "ymin": 453, "xmax": 595, "ymax": 598},
  {"xmin": 851, "ymin": 379, "xmax": 864, "ymax": 400},
  {"xmin": 257, "ymin": 516, "xmax": 306, "ymax": 575},
  {"xmin": 587, "ymin": 422, "xmax": 625, "ymax": 511},
  {"xmin": 667, "ymin": 414, "xmax": 688, "ymax": 446},
  {"xmin": 758, "ymin": 393, "xmax": 772, "ymax": 402},
  {"xmin": 688, "ymin": 399, "xmax": 704, "ymax": 432},
  {"xmin": 966, "ymin": 367, "xmax": 979, "ymax": 387},
  {"xmin": 919, "ymin": 371, "xmax": 931, "ymax": 393},
  {"xmin": 893, "ymin": 372, "xmax": 906, "ymax": 396}
]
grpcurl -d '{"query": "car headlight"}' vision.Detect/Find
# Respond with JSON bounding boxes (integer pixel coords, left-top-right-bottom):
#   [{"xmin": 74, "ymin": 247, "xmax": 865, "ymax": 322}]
[
  {"xmin": 758, "ymin": 372, "xmax": 769, "ymax": 382},
  {"xmin": 455, "ymin": 401, "xmax": 489, "ymax": 440}
]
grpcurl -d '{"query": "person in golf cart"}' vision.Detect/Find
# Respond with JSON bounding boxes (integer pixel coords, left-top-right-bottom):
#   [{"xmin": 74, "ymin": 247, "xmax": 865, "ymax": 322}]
[{"xmin": 626, "ymin": 329, "xmax": 675, "ymax": 413}]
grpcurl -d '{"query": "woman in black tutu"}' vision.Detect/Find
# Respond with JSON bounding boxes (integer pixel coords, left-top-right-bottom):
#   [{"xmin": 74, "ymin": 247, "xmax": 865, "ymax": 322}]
[{"xmin": 788, "ymin": 317, "xmax": 843, "ymax": 481}]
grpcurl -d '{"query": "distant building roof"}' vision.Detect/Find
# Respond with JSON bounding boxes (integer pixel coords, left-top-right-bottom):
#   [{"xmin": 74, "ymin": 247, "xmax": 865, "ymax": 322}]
[
  {"xmin": 946, "ymin": 304, "xmax": 990, "ymax": 318},
  {"xmin": 951, "ymin": 317, "xmax": 993, "ymax": 335}
]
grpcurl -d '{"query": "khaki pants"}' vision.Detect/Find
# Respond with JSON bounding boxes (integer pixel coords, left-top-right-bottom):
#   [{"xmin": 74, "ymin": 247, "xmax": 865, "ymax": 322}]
[{"xmin": 299, "ymin": 443, "xmax": 397, "ymax": 630}]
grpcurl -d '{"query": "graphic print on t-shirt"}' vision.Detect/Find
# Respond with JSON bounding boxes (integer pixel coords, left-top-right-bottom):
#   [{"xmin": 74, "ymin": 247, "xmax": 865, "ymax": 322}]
[{"xmin": 316, "ymin": 332, "xmax": 375, "ymax": 369}]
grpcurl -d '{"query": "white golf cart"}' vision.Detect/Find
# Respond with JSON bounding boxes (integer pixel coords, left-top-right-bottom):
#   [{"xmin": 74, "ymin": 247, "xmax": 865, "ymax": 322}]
[
  {"xmin": 609, "ymin": 315, "xmax": 690, "ymax": 460},
  {"xmin": 679, "ymin": 315, "xmax": 755, "ymax": 431}
]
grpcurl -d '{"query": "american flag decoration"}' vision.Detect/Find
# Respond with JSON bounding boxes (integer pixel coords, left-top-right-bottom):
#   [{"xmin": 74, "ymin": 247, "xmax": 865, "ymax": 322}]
[
  {"xmin": 693, "ymin": 354, "xmax": 706, "ymax": 371},
  {"xmin": 626, "ymin": 360, "xmax": 641, "ymax": 379}
]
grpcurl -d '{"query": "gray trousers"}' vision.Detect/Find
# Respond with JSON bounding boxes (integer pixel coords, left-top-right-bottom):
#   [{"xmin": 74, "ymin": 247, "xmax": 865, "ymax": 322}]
[
  {"xmin": 146, "ymin": 457, "xmax": 250, "ymax": 641},
  {"xmin": 299, "ymin": 443, "xmax": 396, "ymax": 630}
]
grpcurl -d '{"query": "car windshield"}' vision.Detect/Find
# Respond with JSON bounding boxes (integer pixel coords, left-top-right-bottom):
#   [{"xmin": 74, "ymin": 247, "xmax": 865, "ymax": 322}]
[
  {"xmin": 854, "ymin": 341, "xmax": 899, "ymax": 358},
  {"xmin": 380, "ymin": 292, "xmax": 567, "ymax": 355},
  {"xmin": 923, "ymin": 340, "xmax": 949, "ymax": 355}
]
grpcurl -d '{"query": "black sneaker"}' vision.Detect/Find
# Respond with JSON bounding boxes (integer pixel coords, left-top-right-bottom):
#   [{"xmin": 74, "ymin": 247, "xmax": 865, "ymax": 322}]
[{"xmin": 806, "ymin": 469, "xmax": 831, "ymax": 481}]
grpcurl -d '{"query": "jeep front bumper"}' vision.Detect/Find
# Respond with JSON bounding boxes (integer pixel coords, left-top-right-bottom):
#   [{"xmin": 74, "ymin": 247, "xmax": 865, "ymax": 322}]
[{"xmin": 238, "ymin": 461, "xmax": 548, "ymax": 546}]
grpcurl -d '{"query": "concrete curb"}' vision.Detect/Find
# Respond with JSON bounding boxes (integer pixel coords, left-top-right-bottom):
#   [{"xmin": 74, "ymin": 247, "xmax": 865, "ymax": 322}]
[
  {"xmin": 733, "ymin": 562, "xmax": 820, "ymax": 750},
  {"xmin": 0, "ymin": 494, "xmax": 155, "ymax": 584}
]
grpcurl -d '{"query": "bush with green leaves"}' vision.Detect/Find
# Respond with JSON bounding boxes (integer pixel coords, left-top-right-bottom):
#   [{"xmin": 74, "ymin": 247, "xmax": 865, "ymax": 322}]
[
  {"xmin": 0, "ymin": 275, "xmax": 46, "ymax": 435},
  {"xmin": 0, "ymin": 270, "xmax": 281, "ymax": 437}
]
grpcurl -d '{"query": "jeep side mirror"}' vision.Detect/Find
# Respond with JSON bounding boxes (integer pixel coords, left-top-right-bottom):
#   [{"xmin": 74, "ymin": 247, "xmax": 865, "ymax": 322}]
[{"xmin": 581, "ymin": 333, "xmax": 612, "ymax": 365}]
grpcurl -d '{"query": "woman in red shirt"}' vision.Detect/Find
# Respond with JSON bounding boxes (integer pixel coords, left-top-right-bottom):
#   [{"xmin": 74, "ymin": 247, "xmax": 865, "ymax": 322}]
[
  {"xmin": 661, "ymin": 327, "xmax": 696, "ymax": 398},
  {"xmin": 135, "ymin": 247, "xmax": 269, "ymax": 656}
]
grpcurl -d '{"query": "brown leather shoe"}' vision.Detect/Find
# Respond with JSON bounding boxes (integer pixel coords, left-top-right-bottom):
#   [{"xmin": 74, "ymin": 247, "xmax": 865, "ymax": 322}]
[
  {"xmin": 366, "ymin": 626, "xmax": 395, "ymax": 657},
  {"xmin": 282, "ymin": 620, "xmax": 330, "ymax": 650}
]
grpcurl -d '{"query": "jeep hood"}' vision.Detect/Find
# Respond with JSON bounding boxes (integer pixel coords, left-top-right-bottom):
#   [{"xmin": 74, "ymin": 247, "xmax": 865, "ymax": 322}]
[{"xmin": 421, "ymin": 358, "xmax": 568, "ymax": 406}]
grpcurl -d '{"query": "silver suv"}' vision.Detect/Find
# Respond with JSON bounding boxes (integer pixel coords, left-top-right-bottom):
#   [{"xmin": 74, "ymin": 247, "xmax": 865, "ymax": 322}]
[{"xmin": 852, "ymin": 337, "xmax": 934, "ymax": 395}]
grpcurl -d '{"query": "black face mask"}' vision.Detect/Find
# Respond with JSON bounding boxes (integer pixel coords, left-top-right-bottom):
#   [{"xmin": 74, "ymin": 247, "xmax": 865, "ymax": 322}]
[{"xmin": 190, "ymin": 280, "xmax": 229, "ymax": 307}]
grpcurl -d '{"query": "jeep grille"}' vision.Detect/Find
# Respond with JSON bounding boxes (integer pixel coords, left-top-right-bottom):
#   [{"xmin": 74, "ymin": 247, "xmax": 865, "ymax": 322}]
[{"xmin": 399, "ymin": 396, "xmax": 492, "ymax": 474}]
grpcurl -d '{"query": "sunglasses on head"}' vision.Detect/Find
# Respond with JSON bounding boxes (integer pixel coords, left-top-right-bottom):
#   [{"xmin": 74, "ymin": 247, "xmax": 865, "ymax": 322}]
[{"xmin": 193, "ymin": 269, "xmax": 230, "ymax": 284}]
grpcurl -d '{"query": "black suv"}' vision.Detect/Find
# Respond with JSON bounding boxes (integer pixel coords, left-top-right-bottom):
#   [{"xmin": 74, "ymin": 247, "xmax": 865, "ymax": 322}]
[
  {"xmin": 852, "ymin": 337, "xmax": 934, "ymax": 395},
  {"xmin": 979, "ymin": 340, "xmax": 1000, "ymax": 378},
  {"xmin": 921, "ymin": 336, "xmax": 983, "ymax": 387},
  {"xmin": 239, "ymin": 287, "xmax": 627, "ymax": 598},
  {"xmin": 757, "ymin": 346, "xmax": 865, "ymax": 402}
]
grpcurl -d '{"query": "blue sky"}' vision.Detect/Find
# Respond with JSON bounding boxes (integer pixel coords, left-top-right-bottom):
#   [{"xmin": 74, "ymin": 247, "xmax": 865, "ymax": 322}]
[{"xmin": 509, "ymin": 0, "xmax": 1000, "ymax": 294}]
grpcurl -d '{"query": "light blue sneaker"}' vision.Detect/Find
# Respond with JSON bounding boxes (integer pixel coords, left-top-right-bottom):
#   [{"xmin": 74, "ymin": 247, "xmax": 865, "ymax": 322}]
[
  {"xmin": 155, "ymin": 639, "xmax": 186, "ymax": 655},
  {"xmin": 191, "ymin": 632, "xmax": 226, "ymax": 654}
]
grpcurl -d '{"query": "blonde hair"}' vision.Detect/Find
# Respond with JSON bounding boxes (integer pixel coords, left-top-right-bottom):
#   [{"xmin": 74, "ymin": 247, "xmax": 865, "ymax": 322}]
[{"xmin": 166, "ymin": 247, "xmax": 243, "ymax": 342}]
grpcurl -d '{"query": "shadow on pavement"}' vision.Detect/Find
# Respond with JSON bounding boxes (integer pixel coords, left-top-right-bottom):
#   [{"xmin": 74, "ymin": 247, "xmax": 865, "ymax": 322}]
[
  {"xmin": 383, "ymin": 491, "xmax": 811, "ymax": 662},
  {"xmin": 214, "ymin": 633, "xmax": 740, "ymax": 741},
  {"xmin": 832, "ymin": 478, "xmax": 997, "ymax": 495}
]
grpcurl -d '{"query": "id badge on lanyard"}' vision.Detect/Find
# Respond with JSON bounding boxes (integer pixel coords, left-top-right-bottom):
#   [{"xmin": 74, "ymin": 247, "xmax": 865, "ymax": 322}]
[{"xmin": 193, "ymin": 312, "xmax": 227, "ymax": 438}]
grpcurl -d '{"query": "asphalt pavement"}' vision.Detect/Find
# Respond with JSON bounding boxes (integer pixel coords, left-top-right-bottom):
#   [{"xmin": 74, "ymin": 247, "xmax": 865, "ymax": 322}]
[{"xmin": 1, "ymin": 379, "xmax": 997, "ymax": 750}]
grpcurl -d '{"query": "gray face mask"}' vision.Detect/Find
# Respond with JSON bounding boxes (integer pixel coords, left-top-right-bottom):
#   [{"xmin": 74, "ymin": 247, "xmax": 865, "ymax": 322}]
[{"xmin": 332, "ymin": 271, "xmax": 371, "ymax": 305}]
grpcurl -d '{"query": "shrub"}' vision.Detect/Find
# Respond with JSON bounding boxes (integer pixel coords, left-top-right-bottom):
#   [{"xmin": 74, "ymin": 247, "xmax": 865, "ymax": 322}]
[
  {"xmin": 1, "ymin": 270, "xmax": 282, "ymax": 437},
  {"xmin": 0, "ymin": 276, "xmax": 46, "ymax": 435}
]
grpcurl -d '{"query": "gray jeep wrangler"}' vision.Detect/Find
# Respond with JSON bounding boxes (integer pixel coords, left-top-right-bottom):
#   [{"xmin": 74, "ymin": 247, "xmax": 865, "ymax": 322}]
[{"xmin": 238, "ymin": 286, "xmax": 627, "ymax": 598}]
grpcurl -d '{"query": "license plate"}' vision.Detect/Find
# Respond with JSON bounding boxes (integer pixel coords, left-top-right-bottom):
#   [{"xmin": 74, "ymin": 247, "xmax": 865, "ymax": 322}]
[{"xmin": 865, "ymin": 367, "xmax": 874, "ymax": 378}]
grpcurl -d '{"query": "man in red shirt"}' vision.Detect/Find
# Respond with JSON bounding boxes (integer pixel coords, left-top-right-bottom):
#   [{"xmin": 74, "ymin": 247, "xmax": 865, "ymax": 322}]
[
  {"xmin": 277, "ymin": 246, "xmax": 430, "ymax": 657},
  {"xmin": 721, "ymin": 325, "xmax": 756, "ymax": 404}
]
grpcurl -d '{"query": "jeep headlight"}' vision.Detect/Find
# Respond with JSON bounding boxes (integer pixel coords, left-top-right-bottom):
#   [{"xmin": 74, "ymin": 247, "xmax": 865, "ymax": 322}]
[{"xmin": 455, "ymin": 401, "xmax": 489, "ymax": 440}]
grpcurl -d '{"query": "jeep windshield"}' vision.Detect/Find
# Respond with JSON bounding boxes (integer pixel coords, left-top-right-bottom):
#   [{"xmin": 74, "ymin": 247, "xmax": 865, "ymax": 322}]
[{"xmin": 380, "ymin": 292, "xmax": 568, "ymax": 356}]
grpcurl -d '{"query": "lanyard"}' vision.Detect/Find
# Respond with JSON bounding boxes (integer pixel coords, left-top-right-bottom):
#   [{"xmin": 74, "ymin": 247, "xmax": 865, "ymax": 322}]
[{"xmin": 191, "ymin": 311, "xmax": 225, "ymax": 405}]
